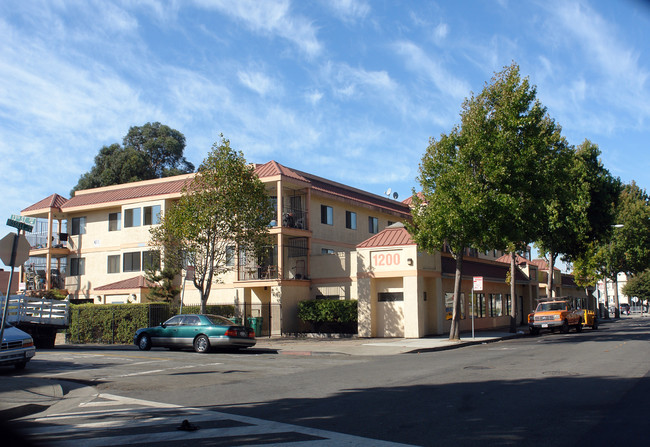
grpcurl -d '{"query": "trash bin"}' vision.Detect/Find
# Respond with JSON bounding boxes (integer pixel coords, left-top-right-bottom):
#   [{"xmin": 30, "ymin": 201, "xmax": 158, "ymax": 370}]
[
  {"xmin": 247, "ymin": 317, "xmax": 263, "ymax": 336},
  {"xmin": 229, "ymin": 317, "xmax": 242, "ymax": 325}
]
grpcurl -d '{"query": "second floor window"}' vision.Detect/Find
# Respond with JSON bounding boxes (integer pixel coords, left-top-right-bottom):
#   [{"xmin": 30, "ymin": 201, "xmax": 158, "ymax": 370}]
[
  {"xmin": 226, "ymin": 245, "xmax": 235, "ymax": 266},
  {"xmin": 345, "ymin": 211, "xmax": 357, "ymax": 230},
  {"xmin": 71, "ymin": 217, "xmax": 86, "ymax": 235},
  {"xmin": 109, "ymin": 212, "xmax": 121, "ymax": 231},
  {"xmin": 70, "ymin": 257, "xmax": 85, "ymax": 276},
  {"xmin": 124, "ymin": 208, "xmax": 141, "ymax": 228},
  {"xmin": 143, "ymin": 205, "xmax": 161, "ymax": 226},
  {"xmin": 123, "ymin": 251, "xmax": 141, "ymax": 272},
  {"xmin": 107, "ymin": 255, "xmax": 120, "ymax": 274},
  {"xmin": 321, "ymin": 205, "xmax": 333, "ymax": 225}
]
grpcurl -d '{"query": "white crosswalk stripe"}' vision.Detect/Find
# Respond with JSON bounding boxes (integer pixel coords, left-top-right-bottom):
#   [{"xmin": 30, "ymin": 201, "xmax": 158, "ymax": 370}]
[{"xmin": 22, "ymin": 393, "xmax": 416, "ymax": 446}]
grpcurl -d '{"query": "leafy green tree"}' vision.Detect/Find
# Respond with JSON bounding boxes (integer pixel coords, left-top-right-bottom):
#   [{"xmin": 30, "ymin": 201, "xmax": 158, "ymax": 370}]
[
  {"xmin": 622, "ymin": 269, "xmax": 650, "ymax": 301},
  {"xmin": 536, "ymin": 140, "xmax": 620, "ymax": 300},
  {"xmin": 150, "ymin": 135, "xmax": 274, "ymax": 313},
  {"xmin": 410, "ymin": 63, "xmax": 561, "ymax": 338},
  {"xmin": 72, "ymin": 122, "xmax": 194, "ymax": 194}
]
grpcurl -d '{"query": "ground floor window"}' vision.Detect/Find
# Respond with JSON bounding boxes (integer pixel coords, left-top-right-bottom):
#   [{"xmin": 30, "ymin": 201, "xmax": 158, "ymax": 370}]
[
  {"xmin": 471, "ymin": 293, "xmax": 486, "ymax": 318},
  {"xmin": 445, "ymin": 292, "xmax": 465, "ymax": 319},
  {"xmin": 378, "ymin": 292, "xmax": 403, "ymax": 302},
  {"xmin": 489, "ymin": 293, "xmax": 503, "ymax": 317}
]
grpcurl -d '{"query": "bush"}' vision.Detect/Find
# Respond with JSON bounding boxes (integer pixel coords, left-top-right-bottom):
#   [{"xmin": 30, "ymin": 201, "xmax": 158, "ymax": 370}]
[
  {"xmin": 176, "ymin": 304, "xmax": 236, "ymax": 317},
  {"xmin": 67, "ymin": 303, "xmax": 171, "ymax": 344},
  {"xmin": 298, "ymin": 299, "xmax": 357, "ymax": 333}
]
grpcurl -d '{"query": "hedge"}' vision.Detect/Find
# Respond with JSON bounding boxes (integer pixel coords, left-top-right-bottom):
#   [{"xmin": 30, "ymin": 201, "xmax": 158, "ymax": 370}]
[
  {"xmin": 298, "ymin": 299, "xmax": 357, "ymax": 333},
  {"xmin": 67, "ymin": 303, "xmax": 170, "ymax": 344}
]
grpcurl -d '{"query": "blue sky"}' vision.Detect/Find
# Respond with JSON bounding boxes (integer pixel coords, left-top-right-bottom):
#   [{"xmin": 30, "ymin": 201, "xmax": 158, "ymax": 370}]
[{"xmin": 1, "ymin": 0, "xmax": 649, "ymax": 269}]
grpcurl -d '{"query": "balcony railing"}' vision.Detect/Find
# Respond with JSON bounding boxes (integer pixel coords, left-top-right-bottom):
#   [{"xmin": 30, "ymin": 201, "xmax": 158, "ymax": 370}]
[
  {"xmin": 281, "ymin": 207, "xmax": 307, "ymax": 230},
  {"xmin": 238, "ymin": 264, "xmax": 279, "ymax": 281}
]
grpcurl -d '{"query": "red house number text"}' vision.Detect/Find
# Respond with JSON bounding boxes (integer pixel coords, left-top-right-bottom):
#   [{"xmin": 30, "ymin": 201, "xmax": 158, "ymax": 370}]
[{"xmin": 372, "ymin": 252, "xmax": 401, "ymax": 267}]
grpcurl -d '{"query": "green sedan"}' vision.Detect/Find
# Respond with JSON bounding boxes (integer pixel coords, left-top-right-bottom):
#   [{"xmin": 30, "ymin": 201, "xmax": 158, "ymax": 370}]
[{"xmin": 134, "ymin": 314, "xmax": 256, "ymax": 353}]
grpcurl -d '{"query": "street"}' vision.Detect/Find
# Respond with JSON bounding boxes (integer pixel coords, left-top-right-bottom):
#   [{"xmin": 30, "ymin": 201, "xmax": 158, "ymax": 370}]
[{"xmin": 3, "ymin": 316, "xmax": 650, "ymax": 446}]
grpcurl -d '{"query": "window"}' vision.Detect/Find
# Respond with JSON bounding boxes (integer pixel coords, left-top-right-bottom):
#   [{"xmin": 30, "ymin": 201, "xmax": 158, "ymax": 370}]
[
  {"xmin": 143, "ymin": 250, "xmax": 160, "ymax": 271},
  {"xmin": 70, "ymin": 257, "xmax": 85, "ymax": 276},
  {"xmin": 378, "ymin": 292, "xmax": 404, "ymax": 302},
  {"xmin": 107, "ymin": 255, "xmax": 120, "ymax": 274},
  {"xmin": 472, "ymin": 293, "xmax": 486, "ymax": 318},
  {"xmin": 321, "ymin": 248, "xmax": 335, "ymax": 255},
  {"xmin": 226, "ymin": 245, "xmax": 236, "ymax": 266},
  {"xmin": 108, "ymin": 213, "xmax": 121, "ymax": 231},
  {"xmin": 505, "ymin": 294, "xmax": 511, "ymax": 315},
  {"xmin": 143, "ymin": 205, "xmax": 161, "ymax": 226},
  {"xmin": 445, "ymin": 292, "xmax": 465, "ymax": 319},
  {"xmin": 71, "ymin": 217, "xmax": 86, "ymax": 235},
  {"xmin": 124, "ymin": 208, "xmax": 141, "ymax": 228},
  {"xmin": 321, "ymin": 205, "xmax": 333, "ymax": 225},
  {"xmin": 489, "ymin": 294, "xmax": 503, "ymax": 317},
  {"xmin": 368, "ymin": 216, "xmax": 378, "ymax": 234},
  {"xmin": 123, "ymin": 251, "xmax": 141, "ymax": 272},
  {"xmin": 345, "ymin": 211, "xmax": 357, "ymax": 229}
]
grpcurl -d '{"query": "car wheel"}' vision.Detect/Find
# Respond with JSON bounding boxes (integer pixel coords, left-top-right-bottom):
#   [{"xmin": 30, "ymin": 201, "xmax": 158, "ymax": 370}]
[
  {"xmin": 138, "ymin": 334, "xmax": 152, "ymax": 351},
  {"xmin": 529, "ymin": 327, "xmax": 540, "ymax": 336},
  {"xmin": 194, "ymin": 335, "xmax": 210, "ymax": 353},
  {"xmin": 576, "ymin": 319, "xmax": 583, "ymax": 332},
  {"xmin": 14, "ymin": 361, "xmax": 27, "ymax": 370},
  {"xmin": 561, "ymin": 320, "xmax": 569, "ymax": 334},
  {"xmin": 593, "ymin": 320, "xmax": 598, "ymax": 330}
]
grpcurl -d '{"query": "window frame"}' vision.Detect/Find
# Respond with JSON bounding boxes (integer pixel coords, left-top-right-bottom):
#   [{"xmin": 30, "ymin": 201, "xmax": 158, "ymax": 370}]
[
  {"xmin": 71, "ymin": 217, "xmax": 86, "ymax": 235},
  {"xmin": 108, "ymin": 212, "xmax": 121, "ymax": 232},
  {"xmin": 70, "ymin": 257, "xmax": 85, "ymax": 276},
  {"xmin": 368, "ymin": 216, "xmax": 378, "ymax": 234},
  {"xmin": 123, "ymin": 251, "xmax": 141, "ymax": 272},
  {"xmin": 143, "ymin": 205, "xmax": 161, "ymax": 226},
  {"xmin": 107, "ymin": 255, "xmax": 120, "ymax": 274},
  {"xmin": 124, "ymin": 207, "xmax": 141, "ymax": 228},
  {"xmin": 345, "ymin": 211, "xmax": 357, "ymax": 230},
  {"xmin": 321, "ymin": 205, "xmax": 333, "ymax": 225}
]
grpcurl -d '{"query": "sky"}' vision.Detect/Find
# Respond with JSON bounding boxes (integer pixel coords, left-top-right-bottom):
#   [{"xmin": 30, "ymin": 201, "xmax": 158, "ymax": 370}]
[{"xmin": 1, "ymin": 0, "xmax": 649, "ymax": 269}]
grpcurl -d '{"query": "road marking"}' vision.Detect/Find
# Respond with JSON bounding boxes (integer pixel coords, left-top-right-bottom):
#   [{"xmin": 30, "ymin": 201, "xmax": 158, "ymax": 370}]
[
  {"xmin": 96, "ymin": 362, "xmax": 224, "ymax": 380},
  {"xmin": 25, "ymin": 395, "xmax": 415, "ymax": 446}
]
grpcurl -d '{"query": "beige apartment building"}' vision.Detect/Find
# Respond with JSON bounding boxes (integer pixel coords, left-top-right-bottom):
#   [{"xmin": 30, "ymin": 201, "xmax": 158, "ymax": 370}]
[{"xmin": 20, "ymin": 161, "xmax": 592, "ymax": 337}]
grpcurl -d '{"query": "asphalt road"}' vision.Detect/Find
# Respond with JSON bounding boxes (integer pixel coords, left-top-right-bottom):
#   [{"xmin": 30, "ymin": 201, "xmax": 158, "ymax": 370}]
[{"xmin": 7, "ymin": 317, "xmax": 650, "ymax": 446}]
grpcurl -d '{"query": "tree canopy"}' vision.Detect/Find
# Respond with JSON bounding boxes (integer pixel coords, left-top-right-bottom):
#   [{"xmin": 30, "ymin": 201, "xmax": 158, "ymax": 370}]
[
  {"xmin": 71, "ymin": 122, "xmax": 194, "ymax": 195},
  {"xmin": 150, "ymin": 135, "xmax": 274, "ymax": 313},
  {"xmin": 410, "ymin": 62, "xmax": 563, "ymax": 339}
]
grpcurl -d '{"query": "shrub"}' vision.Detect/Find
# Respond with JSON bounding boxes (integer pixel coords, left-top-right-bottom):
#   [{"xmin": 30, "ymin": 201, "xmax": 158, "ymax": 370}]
[
  {"xmin": 176, "ymin": 304, "xmax": 236, "ymax": 317},
  {"xmin": 298, "ymin": 299, "xmax": 357, "ymax": 333},
  {"xmin": 67, "ymin": 303, "xmax": 170, "ymax": 344}
]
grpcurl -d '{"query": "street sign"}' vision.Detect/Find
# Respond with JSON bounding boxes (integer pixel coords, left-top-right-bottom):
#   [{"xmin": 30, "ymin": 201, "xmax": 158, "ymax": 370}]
[
  {"xmin": 7, "ymin": 214, "xmax": 36, "ymax": 233},
  {"xmin": 473, "ymin": 276, "xmax": 483, "ymax": 291},
  {"xmin": 0, "ymin": 233, "xmax": 32, "ymax": 266}
]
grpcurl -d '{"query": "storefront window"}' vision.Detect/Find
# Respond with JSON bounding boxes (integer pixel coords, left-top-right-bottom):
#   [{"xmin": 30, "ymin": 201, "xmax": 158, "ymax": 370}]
[
  {"xmin": 444, "ymin": 292, "xmax": 465, "ymax": 320},
  {"xmin": 489, "ymin": 293, "xmax": 503, "ymax": 317}
]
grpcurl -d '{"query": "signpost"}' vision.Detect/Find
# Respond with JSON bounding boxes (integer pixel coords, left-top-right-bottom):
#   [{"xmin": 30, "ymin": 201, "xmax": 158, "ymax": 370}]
[
  {"xmin": 1, "ymin": 214, "xmax": 34, "ymax": 346},
  {"xmin": 471, "ymin": 277, "xmax": 483, "ymax": 339}
]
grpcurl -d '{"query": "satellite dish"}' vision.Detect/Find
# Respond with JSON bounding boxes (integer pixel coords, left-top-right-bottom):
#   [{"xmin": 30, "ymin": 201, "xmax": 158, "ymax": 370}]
[
  {"xmin": 393, "ymin": 192, "xmax": 399, "ymax": 200},
  {"xmin": 385, "ymin": 187, "xmax": 392, "ymax": 196}
]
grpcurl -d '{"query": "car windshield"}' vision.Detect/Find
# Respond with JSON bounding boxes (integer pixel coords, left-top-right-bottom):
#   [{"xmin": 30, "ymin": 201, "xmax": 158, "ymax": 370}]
[
  {"xmin": 537, "ymin": 302, "xmax": 566, "ymax": 312},
  {"xmin": 205, "ymin": 315, "xmax": 234, "ymax": 326}
]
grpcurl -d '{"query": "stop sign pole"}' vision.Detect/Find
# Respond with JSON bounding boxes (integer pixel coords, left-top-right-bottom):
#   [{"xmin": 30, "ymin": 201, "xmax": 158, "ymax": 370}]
[{"xmin": 1, "ymin": 216, "xmax": 33, "ymax": 346}]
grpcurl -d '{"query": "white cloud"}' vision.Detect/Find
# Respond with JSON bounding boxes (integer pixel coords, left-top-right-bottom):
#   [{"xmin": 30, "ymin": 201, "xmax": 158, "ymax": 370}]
[
  {"xmin": 394, "ymin": 40, "xmax": 470, "ymax": 100},
  {"xmin": 325, "ymin": 0, "xmax": 370, "ymax": 23},
  {"xmin": 193, "ymin": 0, "xmax": 322, "ymax": 57},
  {"xmin": 237, "ymin": 70, "xmax": 275, "ymax": 96},
  {"xmin": 305, "ymin": 90, "xmax": 324, "ymax": 105}
]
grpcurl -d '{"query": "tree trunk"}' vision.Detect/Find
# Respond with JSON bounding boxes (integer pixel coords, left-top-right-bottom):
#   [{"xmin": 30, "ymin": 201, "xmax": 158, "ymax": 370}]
[
  {"xmin": 449, "ymin": 253, "xmax": 464, "ymax": 341},
  {"xmin": 509, "ymin": 254, "xmax": 517, "ymax": 333},
  {"xmin": 546, "ymin": 251, "xmax": 556, "ymax": 299},
  {"xmin": 602, "ymin": 278, "xmax": 610, "ymax": 319},
  {"xmin": 613, "ymin": 274, "xmax": 620, "ymax": 318}
]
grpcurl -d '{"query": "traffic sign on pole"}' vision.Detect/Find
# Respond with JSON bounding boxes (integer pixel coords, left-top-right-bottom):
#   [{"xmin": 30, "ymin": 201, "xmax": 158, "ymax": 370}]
[
  {"xmin": 473, "ymin": 276, "xmax": 483, "ymax": 291},
  {"xmin": 0, "ymin": 233, "xmax": 31, "ymax": 266}
]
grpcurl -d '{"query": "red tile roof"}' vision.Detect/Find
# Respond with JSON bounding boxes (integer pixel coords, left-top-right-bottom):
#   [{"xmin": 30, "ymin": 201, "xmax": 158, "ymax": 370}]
[
  {"xmin": 95, "ymin": 276, "xmax": 155, "ymax": 291},
  {"xmin": 22, "ymin": 193, "xmax": 68, "ymax": 213},
  {"xmin": 254, "ymin": 161, "xmax": 309, "ymax": 183},
  {"xmin": 357, "ymin": 223, "xmax": 416, "ymax": 248},
  {"xmin": 62, "ymin": 177, "xmax": 192, "ymax": 210}
]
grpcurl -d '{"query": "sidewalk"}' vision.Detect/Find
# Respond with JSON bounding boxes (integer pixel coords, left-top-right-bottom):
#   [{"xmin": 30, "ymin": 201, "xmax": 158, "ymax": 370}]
[{"xmin": 0, "ymin": 329, "xmax": 520, "ymax": 421}]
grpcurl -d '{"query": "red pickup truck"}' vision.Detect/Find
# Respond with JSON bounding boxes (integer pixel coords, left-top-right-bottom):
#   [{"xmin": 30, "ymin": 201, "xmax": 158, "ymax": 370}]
[{"xmin": 528, "ymin": 301, "xmax": 584, "ymax": 335}]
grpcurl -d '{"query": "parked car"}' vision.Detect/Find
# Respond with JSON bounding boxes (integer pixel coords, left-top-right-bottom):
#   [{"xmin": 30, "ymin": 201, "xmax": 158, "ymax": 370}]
[
  {"xmin": 1, "ymin": 323, "xmax": 36, "ymax": 370},
  {"xmin": 620, "ymin": 303, "xmax": 630, "ymax": 315},
  {"xmin": 134, "ymin": 314, "xmax": 256, "ymax": 353}
]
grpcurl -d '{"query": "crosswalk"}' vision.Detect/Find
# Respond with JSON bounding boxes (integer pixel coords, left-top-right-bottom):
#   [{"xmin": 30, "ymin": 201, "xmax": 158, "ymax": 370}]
[{"xmin": 21, "ymin": 393, "xmax": 415, "ymax": 446}]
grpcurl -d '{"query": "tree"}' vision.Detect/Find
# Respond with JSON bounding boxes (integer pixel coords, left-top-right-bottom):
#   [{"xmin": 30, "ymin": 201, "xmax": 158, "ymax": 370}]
[
  {"xmin": 150, "ymin": 135, "xmax": 274, "ymax": 313},
  {"xmin": 72, "ymin": 122, "xmax": 194, "ymax": 194},
  {"xmin": 536, "ymin": 140, "xmax": 620, "ymax": 300},
  {"xmin": 622, "ymin": 269, "xmax": 650, "ymax": 302},
  {"xmin": 410, "ymin": 62, "xmax": 561, "ymax": 339}
]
